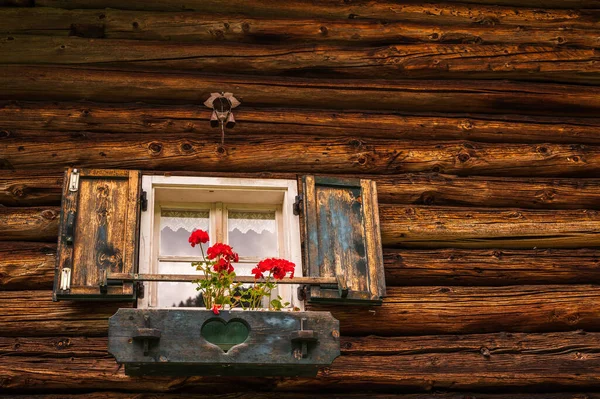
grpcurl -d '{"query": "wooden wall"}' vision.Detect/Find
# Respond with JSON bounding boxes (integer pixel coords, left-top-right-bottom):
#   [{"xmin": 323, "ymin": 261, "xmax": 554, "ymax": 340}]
[{"xmin": 1, "ymin": 0, "xmax": 600, "ymax": 398}]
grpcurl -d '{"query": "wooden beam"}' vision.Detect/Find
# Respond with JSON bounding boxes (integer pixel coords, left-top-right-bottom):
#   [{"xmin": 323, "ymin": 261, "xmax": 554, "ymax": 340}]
[
  {"xmin": 0, "ymin": 242, "xmax": 56, "ymax": 290},
  {"xmin": 3, "ymin": 204, "xmax": 600, "ymax": 248},
  {"xmin": 1, "ymin": 332, "xmax": 599, "ymax": 392},
  {"xmin": 26, "ymin": 0, "xmax": 600, "ymax": 15},
  {"xmin": 4, "ymin": 101, "xmax": 600, "ymax": 145},
  {"xmin": 1, "ymin": 66, "xmax": 600, "ymax": 117},
  {"xmin": 3, "ymin": 131, "xmax": 600, "ymax": 177},
  {"xmin": 381, "ymin": 205, "xmax": 600, "ymax": 248},
  {"xmin": 3, "ymin": 36, "xmax": 600, "ymax": 84},
  {"xmin": 1, "ymin": 394, "xmax": 598, "ymax": 399},
  {"xmin": 1, "ymin": 8, "xmax": 599, "ymax": 48},
  {"xmin": 0, "ymin": 207, "xmax": 59, "ymax": 242},
  {"xmin": 3, "ymin": 287, "xmax": 600, "ymax": 337},
  {"xmin": 5, "ymin": 243, "xmax": 600, "ymax": 290},
  {"xmin": 385, "ymin": 248, "xmax": 600, "ymax": 286},
  {"xmin": 0, "ymin": 171, "xmax": 63, "ymax": 206}
]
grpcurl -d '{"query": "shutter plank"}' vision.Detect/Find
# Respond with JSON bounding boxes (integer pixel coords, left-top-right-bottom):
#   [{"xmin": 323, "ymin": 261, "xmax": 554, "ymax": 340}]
[
  {"xmin": 54, "ymin": 168, "xmax": 141, "ymax": 301},
  {"xmin": 302, "ymin": 176, "xmax": 385, "ymax": 305}
]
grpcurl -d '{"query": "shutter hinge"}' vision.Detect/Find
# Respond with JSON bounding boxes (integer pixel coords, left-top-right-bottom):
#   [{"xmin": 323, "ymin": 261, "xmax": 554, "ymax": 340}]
[
  {"xmin": 60, "ymin": 267, "xmax": 71, "ymax": 290},
  {"xmin": 293, "ymin": 194, "xmax": 303, "ymax": 216},
  {"xmin": 136, "ymin": 282, "xmax": 145, "ymax": 299},
  {"xmin": 140, "ymin": 190, "xmax": 148, "ymax": 212},
  {"xmin": 68, "ymin": 169, "xmax": 80, "ymax": 192}
]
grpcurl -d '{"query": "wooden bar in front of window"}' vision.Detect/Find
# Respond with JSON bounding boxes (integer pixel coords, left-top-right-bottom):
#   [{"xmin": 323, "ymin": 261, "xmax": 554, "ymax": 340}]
[{"xmin": 107, "ymin": 273, "xmax": 338, "ymax": 285}]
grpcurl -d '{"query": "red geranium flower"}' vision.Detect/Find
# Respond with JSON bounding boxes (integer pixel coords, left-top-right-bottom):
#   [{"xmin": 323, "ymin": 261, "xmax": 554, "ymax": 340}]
[
  {"xmin": 251, "ymin": 266, "xmax": 264, "ymax": 279},
  {"xmin": 254, "ymin": 258, "xmax": 295, "ymax": 280},
  {"xmin": 206, "ymin": 243, "xmax": 237, "ymax": 261},
  {"xmin": 211, "ymin": 304, "xmax": 221, "ymax": 315},
  {"xmin": 214, "ymin": 258, "xmax": 234, "ymax": 274},
  {"xmin": 188, "ymin": 229, "xmax": 209, "ymax": 247}
]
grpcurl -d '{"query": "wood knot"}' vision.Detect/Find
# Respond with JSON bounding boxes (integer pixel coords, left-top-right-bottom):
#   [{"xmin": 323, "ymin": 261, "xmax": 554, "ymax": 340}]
[
  {"xmin": 459, "ymin": 120, "xmax": 473, "ymax": 130},
  {"xmin": 536, "ymin": 146, "xmax": 548, "ymax": 155},
  {"xmin": 420, "ymin": 192, "xmax": 435, "ymax": 205},
  {"xmin": 319, "ymin": 26, "xmax": 328, "ymax": 36},
  {"xmin": 348, "ymin": 13, "xmax": 358, "ymax": 19},
  {"xmin": 439, "ymin": 287, "xmax": 451, "ymax": 293},
  {"xmin": 215, "ymin": 145, "xmax": 227, "ymax": 156},
  {"xmin": 355, "ymin": 155, "xmax": 368, "ymax": 166},
  {"xmin": 213, "ymin": 29, "xmax": 225, "ymax": 39},
  {"xmin": 480, "ymin": 347, "xmax": 491, "ymax": 358},
  {"xmin": 431, "ymin": 165, "xmax": 441, "ymax": 173},
  {"xmin": 428, "ymin": 32, "xmax": 440, "ymax": 41},
  {"xmin": 341, "ymin": 341, "xmax": 352, "ymax": 349},
  {"xmin": 223, "ymin": 23, "xmax": 230, "ymax": 30},
  {"xmin": 98, "ymin": 13, "xmax": 105, "ymax": 19},
  {"xmin": 80, "ymin": 109, "xmax": 91, "ymax": 117},
  {"xmin": 457, "ymin": 153, "xmax": 470, "ymax": 163},
  {"xmin": 569, "ymin": 155, "xmax": 581, "ymax": 163},
  {"xmin": 0, "ymin": 130, "xmax": 11, "ymax": 138},
  {"xmin": 55, "ymin": 338, "xmax": 71, "ymax": 349},
  {"xmin": 180, "ymin": 143, "xmax": 193, "ymax": 152},
  {"xmin": 7, "ymin": 36, "xmax": 14, "ymax": 41},
  {"xmin": 148, "ymin": 142, "xmax": 163, "ymax": 155},
  {"xmin": 41, "ymin": 209, "xmax": 57, "ymax": 220},
  {"xmin": 242, "ymin": 22, "xmax": 250, "ymax": 32},
  {"xmin": 492, "ymin": 250, "xmax": 502, "ymax": 258},
  {"xmin": 348, "ymin": 139, "xmax": 363, "ymax": 149},
  {"xmin": 11, "ymin": 185, "xmax": 26, "ymax": 198},
  {"xmin": 132, "ymin": 21, "xmax": 139, "ymax": 29},
  {"xmin": 463, "ymin": 143, "xmax": 474, "ymax": 149}
]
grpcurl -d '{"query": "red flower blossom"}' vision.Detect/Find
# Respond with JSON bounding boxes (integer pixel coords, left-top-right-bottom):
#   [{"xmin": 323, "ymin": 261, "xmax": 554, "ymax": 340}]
[
  {"xmin": 254, "ymin": 258, "xmax": 295, "ymax": 280},
  {"xmin": 214, "ymin": 258, "xmax": 234, "ymax": 274},
  {"xmin": 211, "ymin": 304, "xmax": 221, "ymax": 315},
  {"xmin": 188, "ymin": 229, "xmax": 209, "ymax": 247},
  {"xmin": 206, "ymin": 243, "xmax": 238, "ymax": 261}
]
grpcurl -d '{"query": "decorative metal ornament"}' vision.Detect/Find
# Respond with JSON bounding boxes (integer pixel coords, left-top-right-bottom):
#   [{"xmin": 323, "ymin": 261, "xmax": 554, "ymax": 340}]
[{"xmin": 204, "ymin": 92, "xmax": 241, "ymax": 144}]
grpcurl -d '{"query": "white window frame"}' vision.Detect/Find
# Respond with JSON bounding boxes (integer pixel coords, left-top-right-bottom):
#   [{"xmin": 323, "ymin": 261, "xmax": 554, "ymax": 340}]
[{"xmin": 138, "ymin": 175, "xmax": 303, "ymax": 310}]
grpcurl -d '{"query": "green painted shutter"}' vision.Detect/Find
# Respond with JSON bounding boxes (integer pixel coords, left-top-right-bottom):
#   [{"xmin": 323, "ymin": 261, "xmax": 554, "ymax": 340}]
[
  {"xmin": 302, "ymin": 176, "xmax": 385, "ymax": 305},
  {"xmin": 53, "ymin": 168, "xmax": 141, "ymax": 301}
]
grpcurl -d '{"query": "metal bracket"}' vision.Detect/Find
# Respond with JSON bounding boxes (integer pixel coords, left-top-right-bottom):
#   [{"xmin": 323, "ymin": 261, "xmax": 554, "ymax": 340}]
[
  {"xmin": 140, "ymin": 190, "xmax": 148, "ymax": 212},
  {"xmin": 64, "ymin": 211, "xmax": 75, "ymax": 245},
  {"xmin": 136, "ymin": 282, "xmax": 145, "ymax": 299},
  {"xmin": 133, "ymin": 316, "xmax": 161, "ymax": 356},
  {"xmin": 60, "ymin": 267, "xmax": 71, "ymax": 290},
  {"xmin": 290, "ymin": 318, "xmax": 317, "ymax": 359},
  {"xmin": 293, "ymin": 194, "xmax": 303, "ymax": 216},
  {"xmin": 99, "ymin": 269, "xmax": 108, "ymax": 294},
  {"xmin": 68, "ymin": 169, "xmax": 80, "ymax": 192}
]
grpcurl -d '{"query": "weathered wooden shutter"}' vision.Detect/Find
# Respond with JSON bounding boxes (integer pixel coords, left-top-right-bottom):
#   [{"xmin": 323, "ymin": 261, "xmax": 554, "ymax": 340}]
[
  {"xmin": 53, "ymin": 168, "xmax": 141, "ymax": 301},
  {"xmin": 301, "ymin": 176, "xmax": 385, "ymax": 305}
]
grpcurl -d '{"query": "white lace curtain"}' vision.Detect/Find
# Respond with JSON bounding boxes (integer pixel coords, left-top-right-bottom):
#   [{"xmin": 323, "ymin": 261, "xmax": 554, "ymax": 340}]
[{"xmin": 160, "ymin": 210, "xmax": 276, "ymax": 234}]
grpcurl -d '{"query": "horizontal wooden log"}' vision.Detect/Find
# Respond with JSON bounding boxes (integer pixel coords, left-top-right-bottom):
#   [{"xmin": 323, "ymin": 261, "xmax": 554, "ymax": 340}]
[
  {"xmin": 4, "ymin": 204, "xmax": 600, "ymax": 248},
  {"xmin": 4, "ymin": 244, "xmax": 600, "ymax": 290},
  {"xmin": 0, "ymin": 171, "xmax": 63, "ymax": 206},
  {"xmin": 315, "ymin": 285, "xmax": 600, "ymax": 335},
  {"xmin": 26, "ymin": 0, "xmax": 600, "ymax": 17},
  {"xmin": 1, "ymin": 332, "xmax": 600, "ymax": 392},
  {"xmin": 2, "ymin": 66, "xmax": 600, "ymax": 117},
  {"xmin": 1, "ymin": 394, "xmax": 599, "ymax": 399},
  {"xmin": 3, "ymin": 131, "xmax": 600, "ymax": 177},
  {"xmin": 0, "ymin": 242, "xmax": 56, "ymax": 290},
  {"xmin": 0, "ymin": 207, "xmax": 59, "ymax": 242},
  {"xmin": 381, "ymin": 206, "xmax": 600, "ymax": 249},
  {"xmin": 5, "ymin": 101, "xmax": 600, "ymax": 145},
  {"xmin": 385, "ymin": 248, "xmax": 600, "ymax": 286},
  {"xmin": 3, "ymin": 36, "xmax": 600, "ymax": 84},
  {"xmin": 0, "ymin": 8, "xmax": 599, "ymax": 47},
  {"xmin": 2, "ymin": 8, "xmax": 599, "ymax": 48},
  {"xmin": 3, "ymin": 286, "xmax": 600, "ymax": 337}
]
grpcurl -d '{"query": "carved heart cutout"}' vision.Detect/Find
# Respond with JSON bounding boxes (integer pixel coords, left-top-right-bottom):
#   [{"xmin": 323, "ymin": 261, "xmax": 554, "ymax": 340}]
[{"xmin": 201, "ymin": 318, "xmax": 250, "ymax": 352}]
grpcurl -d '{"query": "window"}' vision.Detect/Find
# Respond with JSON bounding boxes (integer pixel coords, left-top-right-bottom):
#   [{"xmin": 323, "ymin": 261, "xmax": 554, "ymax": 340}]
[{"xmin": 137, "ymin": 175, "xmax": 303, "ymax": 310}]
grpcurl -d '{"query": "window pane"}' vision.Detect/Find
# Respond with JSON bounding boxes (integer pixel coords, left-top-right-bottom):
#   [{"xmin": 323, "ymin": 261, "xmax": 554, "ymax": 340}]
[
  {"xmin": 228, "ymin": 210, "xmax": 278, "ymax": 258},
  {"xmin": 156, "ymin": 261, "xmax": 203, "ymax": 308},
  {"xmin": 160, "ymin": 209, "xmax": 209, "ymax": 257}
]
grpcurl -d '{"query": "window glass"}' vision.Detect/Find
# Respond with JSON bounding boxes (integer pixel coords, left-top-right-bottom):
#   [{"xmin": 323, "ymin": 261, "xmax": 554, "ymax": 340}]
[
  {"xmin": 160, "ymin": 209, "xmax": 209, "ymax": 257},
  {"xmin": 228, "ymin": 210, "xmax": 278, "ymax": 259},
  {"xmin": 156, "ymin": 261, "xmax": 203, "ymax": 308}
]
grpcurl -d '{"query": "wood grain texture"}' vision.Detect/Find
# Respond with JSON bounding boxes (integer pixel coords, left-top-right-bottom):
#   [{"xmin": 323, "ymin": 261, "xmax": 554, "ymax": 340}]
[
  {"xmin": 5, "ymin": 244, "xmax": 600, "ymax": 290},
  {"xmin": 4, "ymin": 204, "xmax": 600, "ymax": 248},
  {"xmin": 4, "ymin": 286, "xmax": 600, "ymax": 337},
  {"xmin": 2, "ymin": 8, "xmax": 599, "ymax": 48},
  {"xmin": 4, "ymin": 170, "xmax": 600, "ymax": 210},
  {"xmin": 385, "ymin": 248, "xmax": 600, "ymax": 286},
  {"xmin": 2, "ymin": 66, "xmax": 600, "ymax": 117},
  {"xmin": 0, "ymin": 206, "xmax": 59, "ymax": 242},
  {"xmin": 1, "ymin": 331, "xmax": 600, "ymax": 392},
  {"xmin": 380, "ymin": 205, "xmax": 600, "ymax": 248},
  {"xmin": 1, "ymin": 394, "xmax": 599, "ymax": 399},
  {"xmin": 26, "ymin": 0, "xmax": 600, "ymax": 18},
  {"xmin": 0, "ymin": 242, "xmax": 56, "ymax": 290},
  {"xmin": 5, "ymin": 101, "xmax": 600, "ymax": 145},
  {"xmin": 3, "ymin": 36, "xmax": 600, "ymax": 84},
  {"xmin": 4, "ymin": 131, "xmax": 600, "ymax": 177}
]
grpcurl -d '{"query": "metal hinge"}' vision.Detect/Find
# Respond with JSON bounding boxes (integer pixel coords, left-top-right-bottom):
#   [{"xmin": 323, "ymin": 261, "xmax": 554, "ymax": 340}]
[
  {"xmin": 68, "ymin": 169, "xmax": 80, "ymax": 192},
  {"xmin": 140, "ymin": 190, "xmax": 148, "ymax": 212},
  {"xmin": 60, "ymin": 267, "xmax": 72, "ymax": 290},
  {"xmin": 293, "ymin": 194, "xmax": 303, "ymax": 216},
  {"xmin": 136, "ymin": 282, "xmax": 145, "ymax": 299}
]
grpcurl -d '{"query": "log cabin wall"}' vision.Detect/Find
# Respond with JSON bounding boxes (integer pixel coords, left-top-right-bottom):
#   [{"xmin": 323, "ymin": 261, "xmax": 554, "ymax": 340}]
[{"xmin": 1, "ymin": 0, "xmax": 600, "ymax": 398}]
